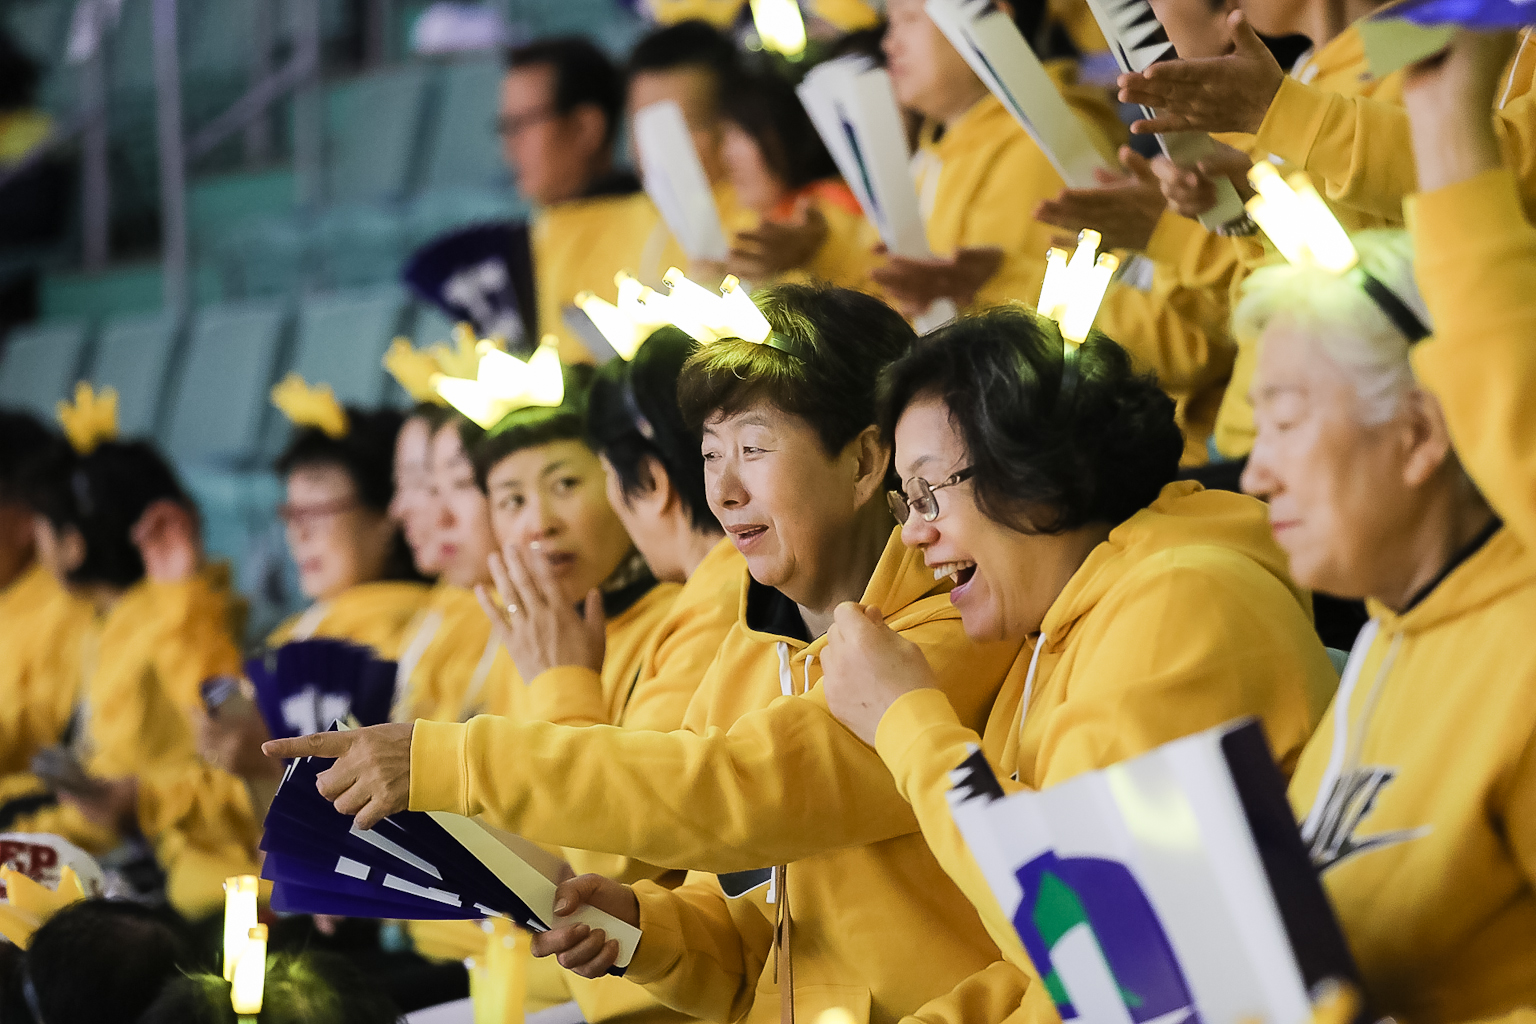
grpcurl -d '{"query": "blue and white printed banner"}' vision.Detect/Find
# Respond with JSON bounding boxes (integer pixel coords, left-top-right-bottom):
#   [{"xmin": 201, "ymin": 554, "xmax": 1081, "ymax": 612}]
[{"xmin": 949, "ymin": 720, "xmax": 1359, "ymax": 1024}]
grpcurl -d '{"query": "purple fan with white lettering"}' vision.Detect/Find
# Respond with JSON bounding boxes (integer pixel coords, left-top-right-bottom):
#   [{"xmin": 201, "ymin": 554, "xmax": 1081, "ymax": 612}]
[
  {"xmin": 246, "ymin": 639, "xmax": 398, "ymax": 741},
  {"xmin": 260, "ymin": 733, "xmax": 642, "ymax": 974}
]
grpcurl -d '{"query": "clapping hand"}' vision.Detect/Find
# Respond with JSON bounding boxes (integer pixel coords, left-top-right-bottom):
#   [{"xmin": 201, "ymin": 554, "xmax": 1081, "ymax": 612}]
[
  {"xmin": 1116, "ymin": 12, "xmax": 1285, "ymax": 136},
  {"xmin": 1035, "ymin": 148, "xmax": 1168, "ymax": 252}
]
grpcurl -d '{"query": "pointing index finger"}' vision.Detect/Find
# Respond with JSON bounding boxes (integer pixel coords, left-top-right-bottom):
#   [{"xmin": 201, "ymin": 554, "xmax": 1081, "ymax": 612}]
[{"xmin": 262, "ymin": 730, "xmax": 354, "ymax": 761}]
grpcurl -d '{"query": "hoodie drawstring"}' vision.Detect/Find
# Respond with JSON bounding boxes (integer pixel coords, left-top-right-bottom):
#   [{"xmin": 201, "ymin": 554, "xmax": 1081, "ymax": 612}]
[
  {"xmin": 777, "ymin": 642, "xmax": 793, "ymax": 697},
  {"xmin": 1014, "ymin": 633, "xmax": 1047, "ymax": 739},
  {"xmin": 1301, "ymin": 619, "xmax": 1405, "ymax": 842}
]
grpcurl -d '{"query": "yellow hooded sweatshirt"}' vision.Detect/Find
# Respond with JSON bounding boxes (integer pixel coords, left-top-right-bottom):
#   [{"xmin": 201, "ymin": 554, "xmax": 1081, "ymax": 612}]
[
  {"xmin": 1208, "ymin": 25, "xmax": 1532, "ymax": 459},
  {"xmin": 865, "ymin": 482, "xmax": 1333, "ymax": 1024},
  {"xmin": 410, "ymin": 529, "xmax": 1025, "ymax": 1024},
  {"xmin": 1410, "ymin": 168, "xmax": 1536, "ymax": 553},
  {"xmin": 267, "ymin": 580, "xmax": 430, "ymax": 658},
  {"xmin": 1253, "ymin": 31, "xmax": 1536, "ymax": 224},
  {"xmin": 509, "ymin": 543, "xmax": 743, "ymax": 1024},
  {"xmin": 0, "ymin": 566, "xmax": 251, "ymax": 916},
  {"xmin": 0, "ymin": 562, "xmax": 95, "ymax": 777},
  {"xmin": 394, "ymin": 583, "xmax": 499, "ymax": 725},
  {"xmin": 412, "ymin": 573, "xmax": 681, "ymax": 997},
  {"xmin": 1287, "ymin": 523, "xmax": 1536, "ymax": 1024},
  {"xmin": 913, "ymin": 65, "xmax": 1125, "ymax": 311},
  {"xmin": 535, "ymin": 186, "xmax": 668, "ymax": 365}
]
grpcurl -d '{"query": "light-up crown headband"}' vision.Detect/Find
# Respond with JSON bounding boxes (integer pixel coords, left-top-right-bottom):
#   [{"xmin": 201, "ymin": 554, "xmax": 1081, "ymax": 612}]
[
  {"xmin": 577, "ymin": 268, "xmax": 812, "ymax": 362},
  {"xmin": 0, "ymin": 834, "xmax": 105, "ymax": 949},
  {"xmin": 1245, "ymin": 162, "xmax": 1430, "ymax": 343},
  {"xmin": 1037, "ymin": 229, "xmax": 1119, "ymax": 352},
  {"xmin": 431, "ymin": 332, "xmax": 566, "ymax": 429},
  {"xmin": 271, "ymin": 374, "xmax": 350, "ymax": 438},
  {"xmin": 56, "ymin": 383, "xmax": 119, "ymax": 455},
  {"xmin": 383, "ymin": 325, "xmax": 491, "ymax": 406}
]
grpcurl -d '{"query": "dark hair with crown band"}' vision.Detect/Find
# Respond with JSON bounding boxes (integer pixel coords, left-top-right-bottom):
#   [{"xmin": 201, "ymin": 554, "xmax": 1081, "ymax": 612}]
[{"xmin": 676, "ymin": 283, "xmax": 916, "ymax": 459}]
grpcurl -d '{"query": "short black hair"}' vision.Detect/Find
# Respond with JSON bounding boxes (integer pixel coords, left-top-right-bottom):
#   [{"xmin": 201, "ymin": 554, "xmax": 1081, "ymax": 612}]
[
  {"xmin": 275, "ymin": 406, "xmax": 404, "ymax": 514},
  {"xmin": 587, "ymin": 327, "xmax": 716, "ymax": 532},
  {"xmin": 627, "ymin": 20, "xmax": 741, "ymax": 83},
  {"xmin": 20, "ymin": 438, "xmax": 195, "ymax": 588},
  {"xmin": 18, "ymin": 899, "xmax": 192, "ymax": 1024},
  {"xmin": 471, "ymin": 363, "xmax": 598, "ymax": 491},
  {"xmin": 138, "ymin": 952, "xmax": 401, "ymax": 1024},
  {"xmin": 880, "ymin": 308, "xmax": 1182, "ymax": 533},
  {"xmin": 506, "ymin": 36, "xmax": 625, "ymax": 148},
  {"xmin": 677, "ymin": 283, "xmax": 916, "ymax": 457},
  {"xmin": 720, "ymin": 70, "xmax": 837, "ymax": 192},
  {"xmin": 0, "ymin": 409, "xmax": 54, "ymax": 500}
]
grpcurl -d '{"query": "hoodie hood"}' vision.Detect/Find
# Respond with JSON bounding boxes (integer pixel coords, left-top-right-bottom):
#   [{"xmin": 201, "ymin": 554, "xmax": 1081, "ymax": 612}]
[{"xmin": 1042, "ymin": 481, "xmax": 1309, "ymax": 643}]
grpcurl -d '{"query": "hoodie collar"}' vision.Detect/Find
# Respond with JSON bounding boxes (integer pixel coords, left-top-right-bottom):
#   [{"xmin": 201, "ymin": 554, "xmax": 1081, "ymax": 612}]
[
  {"xmin": 1367, "ymin": 524, "xmax": 1533, "ymax": 634},
  {"xmin": 739, "ymin": 527, "xmax": 949, "ymax": 649}
]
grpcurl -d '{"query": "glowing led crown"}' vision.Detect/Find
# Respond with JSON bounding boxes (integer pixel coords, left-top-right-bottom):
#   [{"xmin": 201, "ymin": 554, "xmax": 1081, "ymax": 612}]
[
  {"xmin": 750, "ymin": 0, "xmax": 807, "ymax": 57},
  {"xmin": 56, "ymin": 382, "xmax": 119, "ymax": 455},
  {"xmin": 0, "ymin": 865, "xmax": 90, "ymax": 949},
  {"xmin": 581, "ymin": 268, "xmax": 807, "ymax": 361},
  {"xmin": 271, "ymin": 374, "xmax": 349, "ymax": 438},
  {"xmin": 1037, "ymin": 229, "xmax": 1118, "ymax": 348},
  {"xmin": 1245, "ymin": 163, "xmax": 1429, "ymax": 341},
  {"xmin": 1244, "ymin": 162, "xmax": 1358, "ymax": 274},
  {"xmin": 383, "ymin": 338, "xmax": 449, "ymax": 405},
  {"xmin": 435, "ymin": 323, "xmax": 487, "ymax": 380},
  {"xmin": 383, "ymin": 324, "xmax": 499, "ymax": 406},
  {"xmin": 433, "ymin": 335, "xmax": 565, "ymax": 429}
]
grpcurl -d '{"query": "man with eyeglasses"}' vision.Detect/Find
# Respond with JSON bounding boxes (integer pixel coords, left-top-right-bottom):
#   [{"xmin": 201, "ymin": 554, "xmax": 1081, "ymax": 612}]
[{"xmin": 496, "ymin": 36, "xmax": 658, "ymax": 362}]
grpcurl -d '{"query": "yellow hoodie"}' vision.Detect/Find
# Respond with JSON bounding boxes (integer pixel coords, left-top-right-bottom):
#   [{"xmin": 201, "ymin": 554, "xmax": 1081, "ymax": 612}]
[
  {"xmin": 1410, "ymin": 168, "xmax": 1536, "ymax": 553},
  {"xmin": 1253, "ymin": 31, "xmax": 1536, "ymax": 223},
  {"xmin": 0, "ymin": 567, "xmax": 251, "ymax": 915},
  {"xmin": 1288, "ymin": 524, "xmax": 1536, "ymax": 1024},
  {"xmin": 535, "ymin": 187, "xmax": 667, "ymax": 365},
  {"xmin": 914, "ymin": 65, "xmax": 1125, "ymax": 311},
  {"xmin": 0, "ymin": 562, "xmax": 95, "ymax": 776},
  {"xmin": 267, "ymin": 580, "xmax": 430, "ymax": 658},
  {"xmin": 411, "ymin": 529, "xmax": 1025, "ymax": 1024},
  {"xmin": 1210, "ymin": 26, "xmax": 1536, "ymax": 458},
  {"xmin": 514, "ymin": 544, "xmax": 742, "ymax": 1024},
  {"xmin": 413, "ymin": 574, "xmax": 682, "ymax": 1007},
  {"xmin": 868, "ymin": 482, "xmax": 1334, "ymax": 1024},
  {"xmin": 394, "ymin": 583, "xmax": 499, "ymax": 724}
]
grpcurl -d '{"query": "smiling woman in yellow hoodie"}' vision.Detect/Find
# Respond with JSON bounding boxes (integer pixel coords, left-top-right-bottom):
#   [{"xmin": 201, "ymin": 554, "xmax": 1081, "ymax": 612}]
[
  {"xmin": 799, "ymin": 307, "xmax": 1331, "ymax": 1024},
  {"xmin": 1236, "ymin": 219, "xmax": 1536, "ymax": 1024},
  {"xmin": 267, "ymin": 284, "xmax": 1026, "ymax": 1024}
]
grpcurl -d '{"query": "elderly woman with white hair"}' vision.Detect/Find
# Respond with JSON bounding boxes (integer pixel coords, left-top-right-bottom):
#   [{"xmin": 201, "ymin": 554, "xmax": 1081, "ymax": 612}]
[{"xmin": 1238, "ymin": 230, "xmax": 1536, "ymax": 1024}]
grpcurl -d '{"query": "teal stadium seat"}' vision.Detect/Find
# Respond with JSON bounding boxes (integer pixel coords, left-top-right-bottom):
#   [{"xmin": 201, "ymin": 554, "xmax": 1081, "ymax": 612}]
[
  {"xmin": 421, "ymin": 56, "xmax": 508, "ymax": 194},
  {"xmin": 0, "ymin": 320, "xmax": 94, "ymax": 419},
  {"xmin": 164, "ymin": 298, "xmax": 291, "ymax": 468},
  {"xmin": 82, "ymin": 311, "xmax": 183, "ymax": 440},
  {"xmin": 317, "ymin": 64, "xmax": 434, "ymax": 205},
  {"xmin": 290, "ymin": 286, "xmax": 409, "ymax": 407}
]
